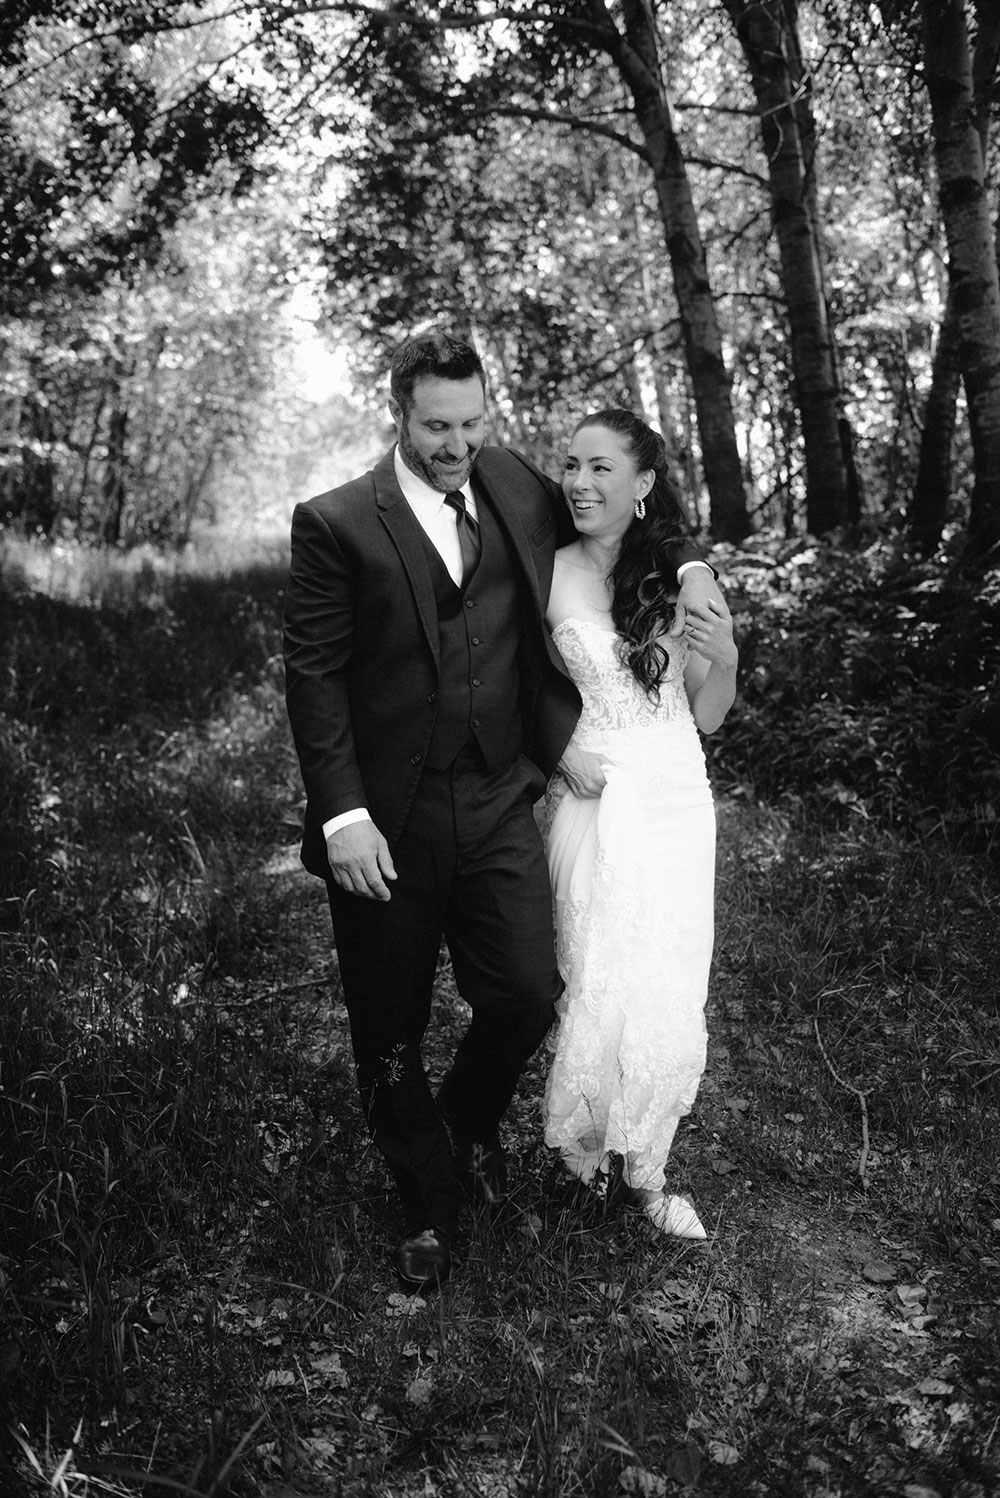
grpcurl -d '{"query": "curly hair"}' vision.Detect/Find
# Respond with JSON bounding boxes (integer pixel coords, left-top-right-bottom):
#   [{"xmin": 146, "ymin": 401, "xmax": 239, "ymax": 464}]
[{"xmin": 571, "ymin": 408, "xmax": 690, "ymax": 699}]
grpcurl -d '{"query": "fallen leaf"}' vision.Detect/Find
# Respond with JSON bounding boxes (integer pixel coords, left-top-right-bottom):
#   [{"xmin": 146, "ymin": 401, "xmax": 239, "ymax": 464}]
[
  {"xmin": 309, "ymin": 1351, "xmax": 348, "ymax": 1387},
  {"xmin": 385, "ymin": 1292, "xmax": 426, "ymax": 1317},
  {"xmin": 262, "ymin": 1368, "xmax": 296, "ymax": 1389},
  {"xmin": 405, "ymin": 1374, "xmax": 434, "ymax": 1406},
  {"xmin": 618, "ymin": 1465, "xmax": 667, "ymax": 1496},
  {"xmin": 644, "ymin": 1310, "xmax": 684, "ymax": 1334},
  {"xmin": 300, "ymin": 1436, "xmax": 340, "ymax": 1466},
  {"xmin": 896, "ymin": 1284, "xmax": 928, "ymax": 1307},
  {"xmin": 663, "ymin": 1442, "xmax": 701, "ymax": 1487},
  {"xmin": 861, "ymin": 1259, "xmax": 896, "ymax": 1283},
  {"xmin": 916, "ymin": 1378, "xmax": 953, "ymax": 1397},
  {"xmin": 711, "ymin": 1157, "xmax": 738, "ymax": 1175},
  {"xmin": 708, "ymin": 1440, "xmax": 740, "ymax": 1465},
  {"xmin": 658, "ymin": 1279, "xmax": 693, "ymax": 1300}
]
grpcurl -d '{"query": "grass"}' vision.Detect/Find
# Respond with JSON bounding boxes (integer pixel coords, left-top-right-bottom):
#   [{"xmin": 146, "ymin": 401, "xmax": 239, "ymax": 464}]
[{"xmin": 1, "ymin": 537, "xmax": 998, "ymax": 1498}]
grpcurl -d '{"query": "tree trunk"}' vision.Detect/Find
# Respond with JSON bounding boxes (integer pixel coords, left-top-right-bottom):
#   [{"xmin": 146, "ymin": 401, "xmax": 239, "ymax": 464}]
[
  {"xmin": 595, "ymin": 0, "xmax": 751, "ymax": 543},
  {"xmin": 19, "ymin": 394, "xmax": 57, "ymax": 534},
  {"xmin": 629, "ymin": 194, "xmax": 696, "ymax": 523},
  {"xmin": 922, "ymin": 0, "xmax": 1000, "ymax": 556},
  {"xmin": 101, "ymin": 355, "xmax": 129, "ymax": 546},
  {"xmin": 722, "ymin": 0, "xmax": 851, "ymax": 537},
  {"xmin": 909, "ymin": 284, "xmax": 962, "ymax": 553}
]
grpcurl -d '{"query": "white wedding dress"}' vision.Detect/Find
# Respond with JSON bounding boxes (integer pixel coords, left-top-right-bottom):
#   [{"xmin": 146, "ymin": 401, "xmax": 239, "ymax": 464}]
[{"xmin": 544, "ymin": 618, "xmax": 715, "ymax": 1195}]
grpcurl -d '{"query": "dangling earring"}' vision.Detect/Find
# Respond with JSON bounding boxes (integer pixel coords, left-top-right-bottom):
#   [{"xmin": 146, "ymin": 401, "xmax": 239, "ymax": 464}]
[{"xmin": 634, "ymin": 496, "xmax": 646, "ymax": 521}]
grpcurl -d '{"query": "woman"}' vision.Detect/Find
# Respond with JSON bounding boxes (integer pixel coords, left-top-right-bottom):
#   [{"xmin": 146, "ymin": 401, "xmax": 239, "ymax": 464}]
[{"xmin": 543, "ymin": 408, "xmax": 737, "ymax": 1239}]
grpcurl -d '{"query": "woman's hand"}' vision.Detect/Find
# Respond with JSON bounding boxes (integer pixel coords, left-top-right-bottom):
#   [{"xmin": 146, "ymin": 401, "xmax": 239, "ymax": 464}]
[{"xmin": 684, "ymin": 599, "xmax": 738, "ymax": 669}]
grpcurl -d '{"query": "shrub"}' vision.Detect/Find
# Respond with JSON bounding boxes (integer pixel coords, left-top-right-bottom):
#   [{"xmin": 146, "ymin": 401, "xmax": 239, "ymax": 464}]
[{"xmin": 710, "ymin": 535, "xmax": 1000, "ymax": 852}]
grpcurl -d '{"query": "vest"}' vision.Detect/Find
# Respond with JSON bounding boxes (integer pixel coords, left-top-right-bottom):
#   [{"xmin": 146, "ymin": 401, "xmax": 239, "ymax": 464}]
[{"xmin": 419, "ymin": 495, "xmax": 525, "ymax": 771}]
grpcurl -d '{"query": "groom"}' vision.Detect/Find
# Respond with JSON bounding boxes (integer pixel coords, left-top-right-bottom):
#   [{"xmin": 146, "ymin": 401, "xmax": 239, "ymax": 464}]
[{"xmin": 283, "ymin": 330, "xmax": 722, "ymax": 1291}]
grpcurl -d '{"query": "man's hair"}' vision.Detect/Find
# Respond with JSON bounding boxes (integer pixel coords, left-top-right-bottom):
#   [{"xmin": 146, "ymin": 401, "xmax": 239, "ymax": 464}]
[{"xmin": 389, "ymin": 331, "xmax": 486, "ymax": 414}]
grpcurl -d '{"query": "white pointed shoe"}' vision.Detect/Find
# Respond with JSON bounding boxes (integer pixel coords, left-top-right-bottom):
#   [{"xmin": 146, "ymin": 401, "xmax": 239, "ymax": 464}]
[{"xmin": 644, "ymin": 1193, "xmax": 707, "ymax": 1240}]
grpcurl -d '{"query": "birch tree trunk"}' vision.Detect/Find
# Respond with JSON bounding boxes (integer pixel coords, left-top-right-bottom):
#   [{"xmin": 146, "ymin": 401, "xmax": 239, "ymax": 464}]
[
  {"xmin": 722, "ymin": 0, "xmax": 850, "ymax": 537},
  {"xmin": 922, "ymin": 0, "xmax": 1000, "ymax": 555},
  {"xmin": 593, "ymin": 0, "xmax": 751, "ymax": 542},
  {"xmin": 909, "ymin": 284, "xmax": 962, "ymax": 554},
  {"xmin": 910, "ymin": 0, "xmax": 1000, "ymax": 553}
]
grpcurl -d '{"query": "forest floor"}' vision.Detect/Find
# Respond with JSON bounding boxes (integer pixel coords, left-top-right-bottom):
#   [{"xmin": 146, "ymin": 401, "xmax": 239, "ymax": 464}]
[{"xmin": 1, "ymin": 543, "xmax": 998, "ymax": 1498}]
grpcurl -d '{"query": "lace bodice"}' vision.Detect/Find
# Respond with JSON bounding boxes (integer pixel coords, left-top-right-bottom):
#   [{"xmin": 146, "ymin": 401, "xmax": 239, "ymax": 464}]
[{"xmin": 552, "ymin": 617, "xmax": 696, "ymax": 746}]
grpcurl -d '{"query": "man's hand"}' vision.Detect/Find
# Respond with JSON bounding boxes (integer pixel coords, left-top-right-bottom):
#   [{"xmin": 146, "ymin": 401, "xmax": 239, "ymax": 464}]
[
  {"xmin": 326, "ymin": 821, "xmax": 397, "ymax": 901},
  {"xmin": 669, "ymin": 565, "xmax": 729, "ymax": 637},
  {"xmin": 558, "ymin": 744, "xmax": 608, "ymax": 799}
]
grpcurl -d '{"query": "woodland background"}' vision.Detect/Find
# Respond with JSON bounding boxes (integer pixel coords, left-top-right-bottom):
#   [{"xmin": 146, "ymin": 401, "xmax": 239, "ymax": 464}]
[{"xmin": 1, "ymin": 3, "xmax": 999, "ymax": 1497}]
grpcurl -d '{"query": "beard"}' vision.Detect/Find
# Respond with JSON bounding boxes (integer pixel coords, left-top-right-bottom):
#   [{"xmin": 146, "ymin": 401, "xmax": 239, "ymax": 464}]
[{"xmin": 397, "ymin": 421, "xmax": 482, "ymax": 493}]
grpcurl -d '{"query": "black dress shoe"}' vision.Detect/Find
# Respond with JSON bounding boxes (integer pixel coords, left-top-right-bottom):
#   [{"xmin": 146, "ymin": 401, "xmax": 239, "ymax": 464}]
[
  {"xmin": 455, "ymin": 1139, "xmax": 508, "ymax": 1204},
  {"xmin": 395, "ymin": 1228, "xmax": 451, "ymax": 1292}
]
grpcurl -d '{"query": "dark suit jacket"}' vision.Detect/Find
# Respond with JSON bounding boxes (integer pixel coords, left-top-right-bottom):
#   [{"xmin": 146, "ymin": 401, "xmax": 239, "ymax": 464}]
[
  {"xmin": 284, "ymin": 444, "xmax": 582, "ymax": 873},
  {"xmin": 283, "ymin": 443, "xmax": 701, "ymax": 877}
]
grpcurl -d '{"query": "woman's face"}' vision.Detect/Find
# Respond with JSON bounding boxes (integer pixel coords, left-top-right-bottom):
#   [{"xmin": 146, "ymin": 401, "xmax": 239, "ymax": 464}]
[{"xmin": 562, "ymin": 425, "xmax": 653, "ymax": 546}]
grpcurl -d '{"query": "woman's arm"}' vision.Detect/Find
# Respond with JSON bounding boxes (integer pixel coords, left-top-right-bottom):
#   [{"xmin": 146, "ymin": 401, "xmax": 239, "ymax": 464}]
[{"xmin": 682, "ymin": 599, "xmax": 738, "ymax": 734}]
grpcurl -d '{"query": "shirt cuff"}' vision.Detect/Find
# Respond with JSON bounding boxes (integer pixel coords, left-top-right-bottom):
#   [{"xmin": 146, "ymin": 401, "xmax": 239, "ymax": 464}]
[
  {"xmin": 676, "ymin": 560, "xmax": 713, "ymax": 579},
  {"xmin": 323, "ymin": 808, "xmax": 372, "ymax": 839}
]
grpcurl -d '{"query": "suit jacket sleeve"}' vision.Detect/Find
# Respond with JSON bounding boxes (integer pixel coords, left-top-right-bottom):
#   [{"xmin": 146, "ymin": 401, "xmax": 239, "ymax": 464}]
[{"xmin": 283, "ymin": 500, "xmax": 368, "ymax": 827}]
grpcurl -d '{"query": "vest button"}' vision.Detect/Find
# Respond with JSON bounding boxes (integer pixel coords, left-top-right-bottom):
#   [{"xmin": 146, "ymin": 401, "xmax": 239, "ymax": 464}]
[
  {"xmin": 472, "ymin": 718, "xmax": 481, "ymax": 727},
  {"xmin": 471, "ymin": 637, "xmax": 480, "ymax": 645},
  {"xmin": 471, "ymin": 678, "xmax": 481, "ymax": 687},
  {"xmin": 427, "ymin": 691, "xmax": 437, "ymax": 703},
  {"xmin": 410, "ymin": 753, "xmax": 422, "ymax": 765},
  {"xmin": 465, "ymin": 599, "xmax": 475, "ymax": 608}
]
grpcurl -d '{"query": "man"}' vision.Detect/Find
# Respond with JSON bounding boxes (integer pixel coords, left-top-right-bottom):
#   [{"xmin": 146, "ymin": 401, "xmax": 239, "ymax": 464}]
[{"xmin": 283, "ymin": 331, "xmax": 724, "ymax": 1291}]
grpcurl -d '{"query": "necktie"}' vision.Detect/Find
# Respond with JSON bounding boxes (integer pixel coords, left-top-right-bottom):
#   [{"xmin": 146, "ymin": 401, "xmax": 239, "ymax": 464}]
[{"xmin": 444, "ymin": 490, "xmax": 481, "ymax": 588}]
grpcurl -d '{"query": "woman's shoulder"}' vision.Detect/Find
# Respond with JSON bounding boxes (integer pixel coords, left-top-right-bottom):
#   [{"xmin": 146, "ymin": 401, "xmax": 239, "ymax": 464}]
[{"xmin": 553, "ymin": 541, "xmax": 587, "ymax": 570}]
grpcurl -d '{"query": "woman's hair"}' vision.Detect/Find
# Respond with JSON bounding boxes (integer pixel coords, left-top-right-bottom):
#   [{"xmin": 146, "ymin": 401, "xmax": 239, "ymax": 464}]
[{"xmin": 572, "ymin": 408, "xmax": 689, "ymax": 698}]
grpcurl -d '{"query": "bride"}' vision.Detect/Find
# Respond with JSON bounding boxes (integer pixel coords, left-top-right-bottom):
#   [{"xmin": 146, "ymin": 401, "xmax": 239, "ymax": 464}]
[{"xmin": 543, "ymin": 408, "xmax": 738, "ymax": 1240}]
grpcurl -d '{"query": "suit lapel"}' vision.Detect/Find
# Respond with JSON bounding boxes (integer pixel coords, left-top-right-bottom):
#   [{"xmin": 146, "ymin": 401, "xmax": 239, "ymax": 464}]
[
  {"xmin": 470, "ymin": 460, "xmax": 545, "ymax": 616},
  {"xmin": 374, "ymin": 451, "xmax": 440, "ymax": 667},
  {"xmin": 471, "ymin": 450, "xmax": 575, "ymax": 685}
]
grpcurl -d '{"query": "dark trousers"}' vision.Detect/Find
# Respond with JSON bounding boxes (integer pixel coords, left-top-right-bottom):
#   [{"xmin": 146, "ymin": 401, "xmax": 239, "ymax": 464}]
[{"xmin": 326, "ymin": 747, "xmax": 561, "ymax": 1234}]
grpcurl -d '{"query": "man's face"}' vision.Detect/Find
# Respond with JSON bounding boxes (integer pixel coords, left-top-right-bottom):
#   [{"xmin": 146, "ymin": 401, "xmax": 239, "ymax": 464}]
[{"xmin": 391, "ymin": 375, "xmax": 486, "ymax": 493}]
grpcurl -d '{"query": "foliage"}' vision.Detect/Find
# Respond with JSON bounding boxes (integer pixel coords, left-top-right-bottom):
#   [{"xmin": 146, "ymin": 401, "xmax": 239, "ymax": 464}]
[
  {"xmin": 711, "ymin": 532, "xmax": 1000, "ymax": 851},
  {"xmin": 0, "ymin": 7, "xmax": 287, "ymax": 544},
  {"xmin": 4, "ymin": 1, "xmax": 1000, "ymax": 548},
  {"xmin": 315, "ymin": 110, "xmax": 687, "ymax": 473},
  {"xmin": 1, "ymin": 538, "xmax": 998, "ymax": 1496},
  {"xmin": 0, "ymin": 7, "xmax": 267, "ymax": 307}
]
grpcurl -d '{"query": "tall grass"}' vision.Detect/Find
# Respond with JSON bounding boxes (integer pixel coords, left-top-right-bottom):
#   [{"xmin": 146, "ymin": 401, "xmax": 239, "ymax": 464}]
[{"xmin": 1, "ymin": 538, "xmax": 997, "ymax": 1497}]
